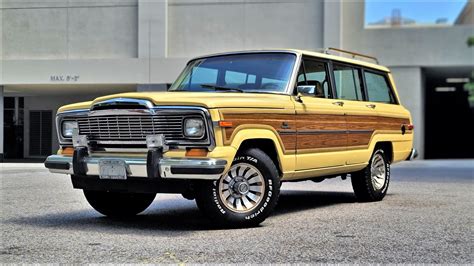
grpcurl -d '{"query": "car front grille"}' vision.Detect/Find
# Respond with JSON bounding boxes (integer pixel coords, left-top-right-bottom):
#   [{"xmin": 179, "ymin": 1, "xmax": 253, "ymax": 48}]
[{"xmin": 76, "ymin": 115, "xmax": 186, "ymax": 142}]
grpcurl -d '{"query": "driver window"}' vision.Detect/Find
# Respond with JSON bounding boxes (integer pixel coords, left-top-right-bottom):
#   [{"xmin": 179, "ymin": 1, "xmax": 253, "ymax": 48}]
[{"xmin": 297, "ymin": 59, "xmax": 332, "ymax": 99}]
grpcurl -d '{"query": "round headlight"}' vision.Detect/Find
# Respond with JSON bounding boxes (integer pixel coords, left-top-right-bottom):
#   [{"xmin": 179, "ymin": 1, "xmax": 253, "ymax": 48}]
[
  {"xmin": 62, "ymin": 121, "xmax": 78, "ymax": 138},
  {"xmin": 184, "ymin": 118, "xmax": 205, "ymax": 138}
]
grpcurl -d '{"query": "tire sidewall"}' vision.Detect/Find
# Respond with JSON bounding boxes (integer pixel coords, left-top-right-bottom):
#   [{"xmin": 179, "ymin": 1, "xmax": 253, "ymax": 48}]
[{"xmin": 204, "ymin": 150, "xmax": 279, "ymax": 225}]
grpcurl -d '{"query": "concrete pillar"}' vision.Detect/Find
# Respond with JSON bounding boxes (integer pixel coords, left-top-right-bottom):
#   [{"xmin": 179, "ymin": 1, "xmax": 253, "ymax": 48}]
[
  {"xmin": 390, "ymin": 67, "xmax": 425, "ymax": 159},
  {"xmin": 323, "ymin": 0, "xmax": 342, "ymax": 49},
  {"xmin": 138, "ymin": 0, "xmax": 168, "ymax": 59},
  {"xmin": 0, "ymin": 86, "xmax": 4, "ymax": 162}
]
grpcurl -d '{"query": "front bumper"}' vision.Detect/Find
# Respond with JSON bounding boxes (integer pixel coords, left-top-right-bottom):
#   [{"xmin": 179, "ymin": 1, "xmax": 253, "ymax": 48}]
[
  {"xmin": 45, "ymin": 154, "xmax": 227, "ymax": 180},
  {"xmin": 405, "ymin": 148, "xmax": 418, "ymax": 161}
]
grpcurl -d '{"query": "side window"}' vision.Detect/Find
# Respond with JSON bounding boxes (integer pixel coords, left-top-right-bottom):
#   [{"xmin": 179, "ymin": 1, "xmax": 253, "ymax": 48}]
[
  {"xmin": 296, "ymin": 59, "xmax": 332, "ymax": 98},
  {"xmin": 364, "ymin": 71, "xmax": 395, "ymax": 104},
  {"xmin": 333, "ymin": 64, "xmax": 363, "ymax": 101}
]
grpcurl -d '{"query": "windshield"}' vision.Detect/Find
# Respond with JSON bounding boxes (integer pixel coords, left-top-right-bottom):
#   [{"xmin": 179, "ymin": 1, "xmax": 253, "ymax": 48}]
[{"xmin": 169, "ymin": 53, "xmax": 296, "ymax": 94}]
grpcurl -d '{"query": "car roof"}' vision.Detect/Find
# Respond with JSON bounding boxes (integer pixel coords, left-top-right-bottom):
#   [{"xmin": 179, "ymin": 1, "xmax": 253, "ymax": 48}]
[{"xmin": 190, "ymin": 49, "xmax": 390, "ymax": 73}]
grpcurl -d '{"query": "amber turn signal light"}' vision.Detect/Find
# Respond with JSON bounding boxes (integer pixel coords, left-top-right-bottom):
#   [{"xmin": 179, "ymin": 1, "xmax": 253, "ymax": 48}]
[
  {"xmin": 185, "ymin": 148, "xmax": 208, "ymax": 157},
  {"xmin": 218, "ymin": 121, "xmax": 233, "ymax": 127},
  {"xmin": 61, "ymin": 147, "xmax": 74, "ymax": 156}
]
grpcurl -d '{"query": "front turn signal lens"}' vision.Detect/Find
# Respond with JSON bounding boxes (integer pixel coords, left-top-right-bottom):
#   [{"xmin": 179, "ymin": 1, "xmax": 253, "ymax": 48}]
[
  {"xmin": 218, "ymin": 121, "xmax": 233, "ymax": 128},
  {"xmin": 185, "ymin": 148, "xmax": 208, "ymax": 157},
  {"xmin": 61, "ymin": 147, "xmax": 74, "ymax": 156}
]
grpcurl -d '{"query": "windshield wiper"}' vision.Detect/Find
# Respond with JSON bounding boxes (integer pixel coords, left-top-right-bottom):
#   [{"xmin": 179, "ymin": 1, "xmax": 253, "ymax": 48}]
[{"xmin": 200, "ymin": 84, "xmax": 244, "ymax": 93}]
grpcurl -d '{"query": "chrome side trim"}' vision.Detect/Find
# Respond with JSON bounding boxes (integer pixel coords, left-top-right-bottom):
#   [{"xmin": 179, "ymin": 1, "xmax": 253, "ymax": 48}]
[
  {"xmin": 44, "ymin": 155, "xmax": 227, "ymax": 180},
  {"xmin": 296, "ymin": 129, "xmax": 373, "ymax": 135},
  {"xmin": 347, "ymin": 130, "xmax": 374, "ymax": 134}
]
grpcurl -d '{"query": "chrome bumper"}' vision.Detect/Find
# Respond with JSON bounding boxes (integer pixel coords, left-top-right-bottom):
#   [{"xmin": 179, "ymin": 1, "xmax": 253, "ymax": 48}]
[
  {"xmin": 406, "ymin": 148, "xmax": 418, "ymax": 161},
  {"xmin": 44, "ymin": 155, "xmax": 227, "ymax": 180}
]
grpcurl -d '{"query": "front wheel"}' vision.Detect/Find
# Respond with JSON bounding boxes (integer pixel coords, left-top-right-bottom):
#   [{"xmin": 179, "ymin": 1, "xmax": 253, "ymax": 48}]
[
  {"xmin": 83, "ymin": 190, "xmax": 156, "ymax": 217},
  {"xmin": 195, "ymin": 148, "xmax": 280, "ymax": 228},
  {"xmin": 351, "ymin": 149, "xmax": 390, "ymax": 202}
]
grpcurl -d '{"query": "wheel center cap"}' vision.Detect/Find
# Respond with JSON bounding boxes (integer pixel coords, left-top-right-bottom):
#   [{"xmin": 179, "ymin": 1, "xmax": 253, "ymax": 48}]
[{"xmin": 236, "ymin": 182, "xmax": 250, "ymax": 194}]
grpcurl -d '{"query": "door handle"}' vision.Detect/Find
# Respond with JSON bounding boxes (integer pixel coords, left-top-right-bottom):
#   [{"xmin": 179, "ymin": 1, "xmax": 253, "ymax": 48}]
[
  {"xmin": 332, "ymin": 101, "xmax": 344, "ymax": 107},
  {"xmin": 366, "ymin": 104, "xmax": 376, "ymax": 109}
]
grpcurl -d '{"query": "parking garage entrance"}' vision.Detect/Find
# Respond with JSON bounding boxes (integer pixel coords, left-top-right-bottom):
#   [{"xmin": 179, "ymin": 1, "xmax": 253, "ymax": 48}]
[{"xmin": 424, "ymin": 67, "xmax": 474, "ymax": 159}]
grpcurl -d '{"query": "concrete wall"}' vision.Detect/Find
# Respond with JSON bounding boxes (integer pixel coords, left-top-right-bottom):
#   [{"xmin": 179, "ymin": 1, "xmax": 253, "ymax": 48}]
[
  {"xmin": 391, "ymin": 67, "xmax": 424, "ymax": 159},
  {"xmin": 2, "ymin": 0, "xmax": 138, "ymax": 59},
  {"xmin": 167, "ymin": 0, "xmax": 324, "ymax": 57},
  {"xmin": 341, "ymin": 1, "xmax": 474, "ymax": 67}
]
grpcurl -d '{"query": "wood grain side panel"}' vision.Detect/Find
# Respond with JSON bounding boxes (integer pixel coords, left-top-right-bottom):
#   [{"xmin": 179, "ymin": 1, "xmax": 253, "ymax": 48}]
[
  {"xmin": 346, "ymin": 116, "xmax": 412, "ymax": 147},
  {"xmin": 296, "ymin": 114, "xmax": 347, "ymax": 150},
  {"xmin": 220, "ymin": 112, "xmax": 412, "ymax": 154},
  {"xmin": 221, "ymin": 113, "xmax": 296, "ymax": 152}
]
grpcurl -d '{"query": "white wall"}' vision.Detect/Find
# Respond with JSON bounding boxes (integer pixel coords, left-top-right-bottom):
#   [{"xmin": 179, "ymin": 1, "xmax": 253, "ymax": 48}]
[
  {"xmin": 341, "ymin": 1, "xmax": 474, "ymax": 67},
  {"xmin": 391, "ymin": 67, "xmax": 424, "ymax": 159},
  {"xmin": 167, "ymin": 0, "xmax": 324, "ymax": 57},
  {"xmin": 2, "ymin": 0, "xmax": 138, "ymax": 59}
]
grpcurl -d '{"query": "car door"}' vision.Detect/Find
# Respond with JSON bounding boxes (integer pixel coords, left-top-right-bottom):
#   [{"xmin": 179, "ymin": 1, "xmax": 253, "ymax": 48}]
[
  {"xmin": 363, "ymin": 70, "xmax": 413, "ymax": 161},
  {"xmin": 293, "ymin": 58, "xmax": 347, "ymax": 171},
  {"xmin": 331, "ymin": 63, "xmax": 378, "ymax": 165}
]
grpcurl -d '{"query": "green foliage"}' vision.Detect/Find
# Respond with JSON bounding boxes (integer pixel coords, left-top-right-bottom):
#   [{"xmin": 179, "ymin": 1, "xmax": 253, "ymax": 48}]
[
  {"xmin": 465, "ymin": 71, "xmax": 474, "ymax": 107},
  {"xmin": 468, "ymin": 36, "xmax": 474, "ymax": 47}
]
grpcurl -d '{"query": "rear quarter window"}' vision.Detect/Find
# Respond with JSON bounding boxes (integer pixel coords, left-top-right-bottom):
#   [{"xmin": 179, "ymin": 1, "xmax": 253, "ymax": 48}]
[{"xmin": 364, "ymin": 71, "xmax": 396, "ymax": 104}]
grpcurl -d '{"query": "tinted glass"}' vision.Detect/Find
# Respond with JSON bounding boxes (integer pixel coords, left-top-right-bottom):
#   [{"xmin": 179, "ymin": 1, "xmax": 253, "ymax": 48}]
[
  {"xmin": 333, "ymin": 64, "xmax": 364, "ymax": 101},
  {"xmin": 297, "ymin": 60, "xmax": 332, "ymax": 98},
  {"xmin": 170, "ymin": 53, "xmax": 296, "ymax": 93},
  {"xmin": 365, "ymin": 71, "xmax": 394, "ymax": 103}
]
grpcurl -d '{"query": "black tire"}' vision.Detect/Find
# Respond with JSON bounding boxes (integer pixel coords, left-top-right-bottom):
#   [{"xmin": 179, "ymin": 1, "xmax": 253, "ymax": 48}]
[
  {"xmin": 351, "ymin": 148, "xmax": 390, "ymax": 202},
  {"xmin": 83, "ymin": 190, "xmax": 156, "ymax": 217},
  {"xmin": 195, "ymin": 148, "xmax": 280, "ymax": 228}
]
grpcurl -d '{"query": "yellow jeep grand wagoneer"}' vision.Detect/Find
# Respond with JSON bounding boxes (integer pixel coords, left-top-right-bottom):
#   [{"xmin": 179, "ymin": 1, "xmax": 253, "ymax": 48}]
[{"xmin": 45, "ymin": 48, "xmax": 416, "ymax": 227}]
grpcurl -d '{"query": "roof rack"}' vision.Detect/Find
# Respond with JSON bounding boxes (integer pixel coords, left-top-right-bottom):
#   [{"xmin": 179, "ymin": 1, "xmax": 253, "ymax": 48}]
[{"xmin": 322, "ymin": 47, "xmax": 379, "ymax": 64}]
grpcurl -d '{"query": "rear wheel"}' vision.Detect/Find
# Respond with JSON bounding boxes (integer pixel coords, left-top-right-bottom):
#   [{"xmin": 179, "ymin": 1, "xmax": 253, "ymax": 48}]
[
  {"xmin": 351, "ymin": 149, "xmax": 390, "ymax": 202},
  {"xmin": 83, "ymin": 190, "xmax": 156, "ymax": 217},
  {"xmin": 195, "ymin": 148, "xmax": 280, "ymax": 228}
]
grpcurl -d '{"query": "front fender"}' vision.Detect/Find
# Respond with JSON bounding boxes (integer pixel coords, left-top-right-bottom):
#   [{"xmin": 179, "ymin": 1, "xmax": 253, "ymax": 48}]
[{"xmin": 226, "ymin": 126, "xmax": 296, "ymax": 177}]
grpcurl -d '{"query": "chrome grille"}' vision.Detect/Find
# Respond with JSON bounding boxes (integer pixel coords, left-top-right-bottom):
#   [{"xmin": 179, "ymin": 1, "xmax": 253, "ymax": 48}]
[{"xmin": 77, "ymin": 115, "xmax": 186, "ymax": 141}]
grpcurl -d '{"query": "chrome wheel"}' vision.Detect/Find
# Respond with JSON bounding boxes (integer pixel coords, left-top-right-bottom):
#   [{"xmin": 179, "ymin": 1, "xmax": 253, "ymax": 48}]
[
  {"xmin": 371, "ymin": 153, "xmax": 386, "ymax": 190},
  {"xmin": 218, "ymin": 163, "xmax": 265, "ymax": 213}
]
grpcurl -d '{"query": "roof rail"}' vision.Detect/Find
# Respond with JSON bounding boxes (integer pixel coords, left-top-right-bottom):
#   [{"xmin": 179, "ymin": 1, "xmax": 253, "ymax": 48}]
[{"xmin": 323, "ymin": 47, "xmax": 379, "ymax": 64}]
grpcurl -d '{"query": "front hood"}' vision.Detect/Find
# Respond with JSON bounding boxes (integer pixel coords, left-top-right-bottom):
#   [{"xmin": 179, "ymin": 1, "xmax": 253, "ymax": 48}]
[{"xmin": 59, "ymin": 91, "xmax": 294, "ymax": 112}]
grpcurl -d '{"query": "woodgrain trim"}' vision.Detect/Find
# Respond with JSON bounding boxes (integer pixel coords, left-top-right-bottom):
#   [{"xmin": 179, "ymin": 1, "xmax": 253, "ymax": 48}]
[{"xmin": 220, "ymin": 111, "xmax": 411, "ymax": 154}]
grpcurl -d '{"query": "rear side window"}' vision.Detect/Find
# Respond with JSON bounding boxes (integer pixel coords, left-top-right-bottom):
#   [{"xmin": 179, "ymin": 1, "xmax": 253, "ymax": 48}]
[
  {"xmin": 333, "ymin": 64, "xmax": 364, "ymax": 101},
  {"xmin": 364, "ymin": 71, "xmax": 395, "ymax": 104}
]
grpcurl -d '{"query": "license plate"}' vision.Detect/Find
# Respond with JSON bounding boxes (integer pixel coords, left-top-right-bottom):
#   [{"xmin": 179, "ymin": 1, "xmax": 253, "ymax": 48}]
[{"xmin": 98, "ymin": 159, "xmax": 127, "ymax": 180}]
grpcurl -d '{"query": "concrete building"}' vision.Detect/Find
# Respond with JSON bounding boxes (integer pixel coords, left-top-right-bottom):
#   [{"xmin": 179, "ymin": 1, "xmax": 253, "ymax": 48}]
[{"xmin": 1, "ymin": 0, "xmax": 473, "ymax": 161}]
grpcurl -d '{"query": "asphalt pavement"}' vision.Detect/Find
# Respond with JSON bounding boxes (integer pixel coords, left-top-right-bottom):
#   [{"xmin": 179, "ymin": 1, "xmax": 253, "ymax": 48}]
[{"xmin": 1, "ymin": 160, "xmax": 473, "ymax": 263}]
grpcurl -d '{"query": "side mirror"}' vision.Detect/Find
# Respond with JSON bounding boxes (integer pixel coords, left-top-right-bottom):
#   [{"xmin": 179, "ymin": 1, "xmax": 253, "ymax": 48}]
[{"xmin": 296, "ymin": 85, "xmax": 316, "ymax": 96}]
